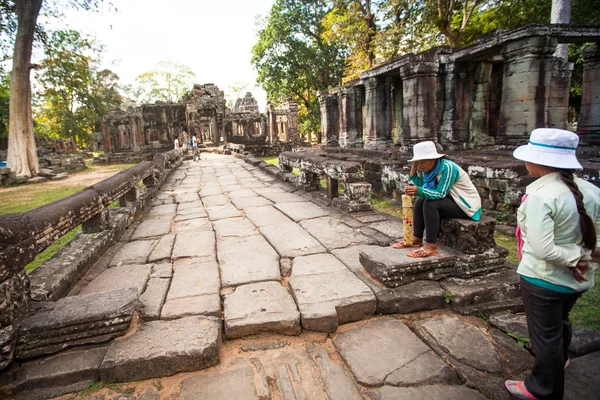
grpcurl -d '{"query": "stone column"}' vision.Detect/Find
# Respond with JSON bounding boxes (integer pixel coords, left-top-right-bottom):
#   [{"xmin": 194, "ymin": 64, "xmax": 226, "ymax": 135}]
[
  {"xmin": 399, "ymin": 60, "xmax": 440, "ymax": 145},
  {"xmin": 211, "ymin": 115, "xmax": 218, "ymax": 143},
  {"xmin": 129, "ymin": 118, "xmax": 138, "ymax": 151},
  {"xmin": 103, "ymin": 125, "xmax": 111, "ymax": 153},
  {"xmin": 266, "ymin": 103, "xmax": 276, "ymax": 143},
  {"xmin": 578, "ymin": 44, "xmax": 600, "ymax": 145},
  {"xmin": 497, "ymin": 36, "xmax": 560, "ymax": 145},
  {"xmin": 319, "ymin": 92, "xmax": 340, "ymax": 145},
  {"xmin": 338, "ymin": 86, "xmax": 363, "ymax": 147},
  {"xmin": 364, "ymin": 76, "xmax": 392, "ymax": 149}
]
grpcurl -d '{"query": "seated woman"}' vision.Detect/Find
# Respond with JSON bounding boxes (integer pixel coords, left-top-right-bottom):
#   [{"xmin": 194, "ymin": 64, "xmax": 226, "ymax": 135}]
[{"xmin": 392, "ymin": 141, "xmax": 482, "ymax": 258}]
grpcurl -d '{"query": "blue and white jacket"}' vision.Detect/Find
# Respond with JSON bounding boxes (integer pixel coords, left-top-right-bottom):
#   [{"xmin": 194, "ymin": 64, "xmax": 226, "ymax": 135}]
[{"xmin": 409, "ymin": 158, "xmax": 482, "ymax": 220}]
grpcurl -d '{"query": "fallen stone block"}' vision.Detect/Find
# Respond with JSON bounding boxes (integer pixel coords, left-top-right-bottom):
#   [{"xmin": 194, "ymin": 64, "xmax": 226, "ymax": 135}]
[
  {"xmin": 438, "ymin": 216, "xmax": 496, "ymax": 254},
  {"xmin": 224, "ymin": 281, "xmax": 301, "ymax": 339},
  {"xmin": 290, "ymin": 254, "xmax": 376, "ymax": 332},
  {"xmin": 16, "ymin": 288, "xmax": 137, "ymax": 359},
  {"xmin": 100, "ymin": 316, "xmax": 220, "ymax": 382}
]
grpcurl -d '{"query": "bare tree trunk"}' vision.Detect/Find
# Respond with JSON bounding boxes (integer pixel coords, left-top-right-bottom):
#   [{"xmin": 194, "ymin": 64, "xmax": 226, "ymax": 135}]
[
  {"xmin": 7, "ymin": 0, "xmax": 43, "ymax": 177},
  {"xmin": 551, "ymin": 0, "xmax": 571, "ymax": 61}
]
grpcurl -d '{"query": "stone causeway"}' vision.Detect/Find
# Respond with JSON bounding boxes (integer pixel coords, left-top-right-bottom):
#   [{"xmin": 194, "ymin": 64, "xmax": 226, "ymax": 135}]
[{"xmin": 3, "ymin": 153, "xmax": 600, "ymax": 400}]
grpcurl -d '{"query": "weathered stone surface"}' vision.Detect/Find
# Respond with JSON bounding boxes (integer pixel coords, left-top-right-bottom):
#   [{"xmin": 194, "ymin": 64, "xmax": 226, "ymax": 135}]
[
  {"xmin": 231, "ymin": 196, "xmax": 273, "ymax": 209},
  {"xmin": 109, "ymin": 239, "xmax": 156, "ymax": 266},
  {"xmin": 274, "ymin": 202, "xmax": 329, "ymax": 222},
  {"xmin": 178, "ymin": 358, "xmax": 257, "ymax": 400},
  {"xmin": 147, "ymin": 233, "xmax": 175, "ymax": 263},
  {"xmin": 488, "ymin": 328, "xmax": 533, "ymax": 375},
  {"xmin": 174, "ymin": 211, "xmax": 208, "ymax": 222},
  {"xmin": 245, "ymin": 205, "xmax": 292, "ymax": 227},
  {"xmin": 78, "ymin": 263, "xmax": 151, "ymax": 296},
  {"xmin": 131, "ymin": 218, "xmax": 172, "ymax": 240},
  {"xmin": 565, "ymin": 351, "xmax": 600, "ymax": 400},
  {"xmin": 174, "ymin": 217, "xmax": 213, "ymax": 233},
  {"xmin": 260, "ymin": 223, "xmax": 326, "ymax": 258},
  {"xmin": 218, "ymin": 235, "xmax": 281, "ymax": 287},
  {"xmin": 305, "ymin": 343, "xmax": 363, "ymax": 400},
  {"xmin": 15, "ymin": 346, "xmax": 108, "ymax": 399},
  {"xmin": 206, "ymin": 204, "xmax": 243, "ymax": 220},
  {"xmin": 16, "ymin": 288, "xmax": 137, "ymax": 359},
  {"xmin": 367, "ymin": 219, "xmax": 404, "ymax": 239},
  {"xmin": 213, "ymin": 217, "xmax": 258, "ymax": 237},
  {"xmin": 259, "ymin": 191, "xmax": 306, "ymax": 204},
  {"xmin": 224, "ymin": 281, "xmax": 300, "ymax": 339},
  {"xmin": 290, "ymin": 254, "xmax": 376, "ymax": 332},
  {"xmin": 570, "ymin": 329, "xmax": 600, "ymax": 358},
  {"xmin": 148, "ymin": 203, "xmax": 177, "ymax": 217},
  {"xmin": 100, "ymin": 316, "xmax": 221, "ymax": 382},
  {"xmin": 365, "ymin": 385, "xmax": 487, "ymax": 400},
  {"xmin": 202, "ymin": 194, "xmax": 229, "ymax": 207},
  {"xmin": 352, "ymin": 212, "xmax": 390, "ymax": 224},
  {"xmin": 334, "ymin": 318, "xmax": 457, "ymax": 386},
  {"xmin": 299, "ymin": 217, "xmax": 374, "ymax": 250},
  {"xmin": 161, "ymin": 294, "xmax": 221, "ymax": 319},
  {"xmin": 171, "ymin": 231, "xmax": 216, "ymax": 261},
  {"xmin": 414, "ymin": 316, "xmax": 502, "ymax": 374},
  {"xmin": 139, "ymin": 277, "xmax": 170, "ymax": 321},
  {"xmin": 228, "ymin": 189, "xmax": 257, "ymax": 199},
  {"xmin": 241, "ymin": 340, "xmax": 289, "ymax": 352},
  {"xmin": 489, "ymin": 312, "xmax": 528, "ymax": 339},
  {"xmin": 199, "ymin": 186, "xmax": 223, "ymax": 197},
  {"xmin": 175, "ymin": 192, "xmax": 199, "ymax": 203},
  {"xmin": 438, "ymin": 216, "xmax": 496, "ymax": 254}
]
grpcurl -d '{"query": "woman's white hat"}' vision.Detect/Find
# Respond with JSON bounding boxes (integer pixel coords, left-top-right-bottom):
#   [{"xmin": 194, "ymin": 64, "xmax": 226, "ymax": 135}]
[
  {"xmin": 408, "ymin": 141, "xmax": 445, "ymax": 162},
  {"xmin": 513, "ymin": 128, "xmax": 582, "ymax": 170}
]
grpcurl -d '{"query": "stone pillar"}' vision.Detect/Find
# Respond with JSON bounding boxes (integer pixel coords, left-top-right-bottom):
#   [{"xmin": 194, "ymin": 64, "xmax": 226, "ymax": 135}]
[
  {"xmin": 129, "ymin": 118, "xmax": 138, "ymax": 151},
  {"xmin": 498, "ymin": 36, "xmax": 561, "ymax": 145},
  {"xmin": 103, "ymin": 126, "xmax": 111, "ymax": 153},
  {"xmin": 82, "ymin": 210, "xmax": 110, "ymax": 233},
  {"xmin": 399, "ymin": 61, "xmax": 439, "ymax": 145},
  {"xmin": 319, "ymin": 92, "xmax": 340, "ymax": 145},
  {"xmin": 338, "ymin": 86, "xmax": 364, "ymax": 147},
  {"xmin": 266, "ymin": 103, "xmax": 276, "ymax": 143},
  {"xmin": 364, "ymin": 76, "xmax": 392, "ymax": 149},
  {"xmin": 211, "ymin": 115, "xmax": 218, "ymax": 142},
  {"xmin": 579, "ymin": 44, "xmax": 600, "ymax": 145}
]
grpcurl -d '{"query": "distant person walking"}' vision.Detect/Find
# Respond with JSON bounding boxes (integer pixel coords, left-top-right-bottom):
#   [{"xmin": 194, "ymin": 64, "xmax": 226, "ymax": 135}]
[
  {"xmin": 173, "ymin": 137, "xmax": 180, "ymax": 149},
  {"xmin": 505, "ymin": 128, "xmax": 600, "ymax": 400},
  {"xmin": 392, "ymin": 141, "xmax": 482, "ymax": 258}
]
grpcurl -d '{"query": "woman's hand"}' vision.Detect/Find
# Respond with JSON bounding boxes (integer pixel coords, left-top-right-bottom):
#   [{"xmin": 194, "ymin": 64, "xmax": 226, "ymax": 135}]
[
  {"xmin": 405, "ymin": 185, "xmax": 419, "ymax": 196},
  {"xmin": 571, "ymin": 260, "xmax": 590, "ymax": 283},
  {"xmin": 410, "ymin": 162, "xmax": 418, "ymax": 176}
]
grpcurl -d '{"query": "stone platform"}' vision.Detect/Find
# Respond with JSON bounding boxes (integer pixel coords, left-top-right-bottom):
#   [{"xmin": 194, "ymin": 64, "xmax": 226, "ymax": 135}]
[{"xmin": 5, "ymin": 154, "xmax": 598, "ymax": 399}]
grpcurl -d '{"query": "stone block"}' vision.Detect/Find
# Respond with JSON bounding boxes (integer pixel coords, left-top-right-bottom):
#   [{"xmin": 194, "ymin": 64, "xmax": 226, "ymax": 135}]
[
  {"xmin": 109, "ymin": 239, "xmax": 156, "ymax": 266},
  {"xmin": 78, "ymin": 263, "xmax": 151, "ymax": 296},
  {"xmin": 206, "ymin": 204, "xmax": 243, "ymax": 220},
  {"xmin": 218, "ymin": 235, "xmax": 280, "ymax": 288},
  {"xmin": 299, "ymin": 217, "xmax": 374, "ymax": 250},
  {"xmin": 100, "ymin": 316, "xmax": 220, "ymax": 382},
  {"xmin": 260, "ymin": 223, "xmax": 326, "ymax": 258},
  {"xmin": 364, "ymin": 385, "xmax": 487, "ymax": 400},
  {"xmin": 139, "ymin": 277, "xmax": 170, "ymax": 321},
  {"xmin": 171, "ymin": 231, "xmax": 215, "ymax": 261},
  {"xmin": 131, "ymin": 217, "xmax": 172, "ymax": 240},
  {"xmin": 305, "ymin": 344, "xmax": 363, "ymax": 400},
  {"xmin": 147, "ymin": 233, "xmax": 175, "ymax": 263},
  {"xmin": 224, "ymin": 281, "xmax": 301, "ymax": 339},
  {"xmin": 213, "ymin": 217, "xmax": 259, "ymax": 238},
  {"xmin": 16, "ymin": 288, "xmax": 137, "ymax": 359},
  {"xmin": 438, "ymin": 216, "xmax": 496, "ymax": 254},
  {"xmin": 274, "ymin": 202, "xmax": 329, "ymax": 222}
]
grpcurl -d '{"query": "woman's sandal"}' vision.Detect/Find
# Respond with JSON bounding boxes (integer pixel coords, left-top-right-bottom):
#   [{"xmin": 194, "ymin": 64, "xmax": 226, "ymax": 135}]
[
  {"xmin": 391, "ymin": 240, "xmax": 421, "ymax": 249},
  {"xmin": 407, "ymin": 247, "xmax": 438, "ymax": 258}
]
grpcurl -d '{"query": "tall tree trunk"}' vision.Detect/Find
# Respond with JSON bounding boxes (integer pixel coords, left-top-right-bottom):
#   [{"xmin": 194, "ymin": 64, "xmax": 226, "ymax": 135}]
[
  {"xmin": 551, "ymin": 0, "xmax": 571, "ymax": 61},
  {"xmin": 7, "ymin": 0, "xmax": 43, "ymax": 177}
]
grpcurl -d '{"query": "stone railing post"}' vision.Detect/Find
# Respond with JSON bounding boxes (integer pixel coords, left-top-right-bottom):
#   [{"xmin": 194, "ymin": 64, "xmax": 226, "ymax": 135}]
[
  {"xmin": 82, "ymin": 209, "xmax": 110, "ymax": 233},
  {"xmin": 578, "ymin": 43, "xmax": 600, "ymax": 145},
  {"xmin": 319, "ymin": 91, "xmax": 340, "ymax": 145},
  {"xmin": 339, "ymin": 86, "xmax": 364, "ymax": 148},
  {"xmin": 364, "ymin": 76, "xmax": 392, "ymax": 149}
]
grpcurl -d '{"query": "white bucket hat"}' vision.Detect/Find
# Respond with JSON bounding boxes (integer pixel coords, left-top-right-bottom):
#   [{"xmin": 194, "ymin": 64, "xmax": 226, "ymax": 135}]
[
  {"xmin": 408, "ymin": 141, "xmax": 445, "ymax": 162},
  {"xmin": 513, "ymin": 128, "xmax": 582, "ymax": 170}
]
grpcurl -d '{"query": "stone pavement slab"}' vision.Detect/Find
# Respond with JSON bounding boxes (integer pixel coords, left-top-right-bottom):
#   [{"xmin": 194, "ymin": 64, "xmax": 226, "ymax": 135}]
[
  {"xmin": 260, "ymin": 223, "xmax": 326, "ymax": 258},
  {"xmin": 228, "ymin": 189, "xmax": 257, "ymax": 199},
  {"xmin": 100, "ymin": 316, "xmax": 220, "ymax": 383},
  {"xmin": 213, "ymin": 217, "xmax": 258, "ymax": 238},
  {"xmin": 174, "ymin": 211, "xmax": 207, "ymax": 222},
  {"xmin": 109, "ymin": 239, "xmax": 156, "ymax": 266},
  {"xmin": 231, "ymin": 196, "xmax": 273, "ymax": 209},
  {"xmin": 167, "ymin": 259, "xmax": 220, "ymax": 300},
  {"xmin": 223, "ymin": 281, "xmax": 300, "ymax": 339},
  {"xmin": 78, "ymin": 263, "xmax": 151, "ymax": 296},
  {"xmin": 367, "ymin": 219, "xmax": 404, "ymax": 239},
  {"xmin": 300, "ymin": 216, "xmax": 374, "ymax": 250},
  {"xmin": 174, "ymin": 217, "xmax": 213, "ymax": 233},
  {"xmin": 305, "ymin": 343, "xmax": 363, "ymax": 400},
  {"xmin": 565, "ymin": 351, "xmax": 600, "ymax": 400},
  {"xmin": 259, "ymin": 191, "xmax": 307, "ymax": 204},
  {"xmin": 245, "ymin": 205, "xmax": 292, "ymax": 227},
  {"xmin": 199, "ymin": 186, "xmax": 222, "ymax": 198},
  {"xmin": 161, "ymin": 294, "xmax": 221, "ymax": 319},
  {"xmin": 217, "ymin": 235, "xmax": 281, "ymax": 287},
  {"xmin": 178, "ymin": 358, "xmax": 257, "ymax": 400},
  {"xmin": 414, "ymin": 315, "xmax": 502, "ymax": 374},
  {"xmin": 131, "ymin": 218, "xmax": 172, "ymax": 240},
  {"xmin": 148, "ymin": 203, "xmax": 177, "ymax": 217},
  {"xmin": 175, "ymin": 192, "xmax": 200, "ymax": 203},
  {"xmin": 139, "ymin": 277, "xmax": 170, "ymax": 321},
  {"xmin": 290, "ymin": 254, "xmax": 376, "ymax": 332},
  {"xmin": 171, "ymin": 231, "xmax": 216, "ymax": 261},
  {"xmin": 206, "ymin": 204, "xmax": 243, "ymax": 220},
  {"xmin": 202, "ymin": 194, "xmax": 229, "ymax": 207},
  {"xmin": 177, "ymin": 201, "xmax": 205, "ymax": 212},
  {"xmin": 365, "ymin": 385, "xmax": 487, "ymax": 400},
  {"xmin": 334, "ymin": 318, "xmax": 458, "ymax": 386},
  {"xmin": 147, "ymin": 233, "xmax": 175, "ymax": 263},
  {"xmin": 274, "ymin": 202, "xmax": 329, "ymax": 222}
]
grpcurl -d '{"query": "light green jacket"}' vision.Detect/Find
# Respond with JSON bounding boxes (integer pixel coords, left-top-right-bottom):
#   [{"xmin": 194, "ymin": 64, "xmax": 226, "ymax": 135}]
[{"xmin": 517, "ymin": 172, "xmax": 600, "ymax": 292}]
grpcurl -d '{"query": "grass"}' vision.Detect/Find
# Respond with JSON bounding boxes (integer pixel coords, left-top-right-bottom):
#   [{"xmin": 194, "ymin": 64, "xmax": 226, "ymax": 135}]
[
  {"xmin": 495, "ymin": 232, "xmax": 519, "ymax": 265},
  {"xmin": 371, "ymin": 196, "xmax": 403, "ymax": 219},
  {"xmin": 26, "ymin": 227, "xmax": 81, "ymax": 273},
  {"xmin": 78, "ymin": 381, "xmax": 125, "ymax": 397}
]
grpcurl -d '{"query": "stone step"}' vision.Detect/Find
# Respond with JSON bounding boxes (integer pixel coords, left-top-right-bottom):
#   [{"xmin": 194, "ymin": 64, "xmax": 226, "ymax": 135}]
[{"xmin": 16, "ymin": 288, "xmax": 138, "ymax": 359}]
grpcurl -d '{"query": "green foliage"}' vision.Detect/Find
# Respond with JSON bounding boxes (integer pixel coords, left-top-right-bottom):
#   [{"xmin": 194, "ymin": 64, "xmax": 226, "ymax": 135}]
[
  {"xmin": 0, "ymin": 66, "xmax": 9, "ymax": 139},
  {"xmin": 571, "ymin": 269, "xmax": 600, "ymax": 331},
  {"xmin": 34, "ymin": 29, "xmax": 122, "ymax": 146},
  {"xmin": 507, "ymin": 331, "xmax": 531, "ymax": 347},
  {"xmin": 478, "ymin": 311, "xmax": 490, "ymax": 323},
  {"xmin": 252, "ymin": 0, "xmax": 347, "ymax": 139},
  {"xmin": 130, "ymin": 60, "xmax": 196, "ymax": 103},
  {"xmin": 26, "ymin": 226, "xmax": 81, "ymax": 273},
  {"xmin": 494, "ymin": 232, "xmax": 519, "ymax": 265},
  {"xmin": 444, "ymin": 290, "xmax": 452, "ymax": 304}
]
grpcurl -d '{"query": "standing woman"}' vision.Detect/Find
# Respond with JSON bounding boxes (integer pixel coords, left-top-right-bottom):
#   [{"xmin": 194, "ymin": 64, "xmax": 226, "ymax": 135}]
[
  {"xmin": 505, "ymin": 129, "xmax": 600, "ymax": 400},
  {"xmin": 392, "ymin": 141, "xmax": 482, "ymax": 258}
]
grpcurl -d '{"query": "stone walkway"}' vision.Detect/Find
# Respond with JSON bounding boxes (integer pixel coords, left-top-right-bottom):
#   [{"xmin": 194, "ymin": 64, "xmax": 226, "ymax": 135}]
[{"xmin": 15, "ymin": 154, "xmax": 600, "ymax": 400}]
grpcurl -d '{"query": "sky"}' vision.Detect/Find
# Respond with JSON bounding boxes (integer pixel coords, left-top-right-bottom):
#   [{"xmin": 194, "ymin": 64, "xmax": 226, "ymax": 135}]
[{"xmin": 45, "ymin": 0, "xmax": 276, "ymax": 111}]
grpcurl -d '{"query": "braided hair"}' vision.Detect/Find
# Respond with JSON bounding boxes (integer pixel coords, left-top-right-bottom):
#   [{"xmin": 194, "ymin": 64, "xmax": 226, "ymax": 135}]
[{"xmin": 557, "ymin": 170, "xmax": 597, "ymax": 250}]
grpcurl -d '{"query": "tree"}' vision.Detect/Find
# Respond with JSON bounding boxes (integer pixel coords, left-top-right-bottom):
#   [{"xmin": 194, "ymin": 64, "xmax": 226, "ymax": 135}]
[
  {"xmin": 0, "ymin": 67, "xmax": 9, "ymax": 139},
  {"xmin": 132, "ymin": 60, "xmax": 196, "ymax": 103},
  {"xmin": 252, "ymin": 0, "xmax": 347, "ymax": 138},
  {"xmin": 6, "ymin": 0, "xmax": 106, "ymax": 177},
  {"xmin": 35, "ymin": 30, "xmax": 121, "ymax": 145}
]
